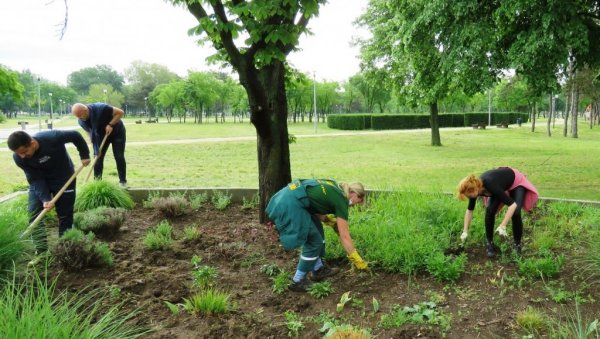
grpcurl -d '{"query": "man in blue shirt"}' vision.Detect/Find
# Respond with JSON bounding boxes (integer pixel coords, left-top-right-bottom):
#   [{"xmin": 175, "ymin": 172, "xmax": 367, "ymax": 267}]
[
  {"xmin": 8, "ymin": 130, "xmax": 90, "ymax": 252},
  {"xmin": 72, "ymin": 102, "xmax": 127, "ymax": 188}
]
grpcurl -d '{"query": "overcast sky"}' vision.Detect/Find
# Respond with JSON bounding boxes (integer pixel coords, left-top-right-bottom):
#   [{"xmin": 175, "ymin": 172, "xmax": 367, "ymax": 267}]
[{"xmin": 0, "ymin": 0, "xmax": 368, "ymax": 85}]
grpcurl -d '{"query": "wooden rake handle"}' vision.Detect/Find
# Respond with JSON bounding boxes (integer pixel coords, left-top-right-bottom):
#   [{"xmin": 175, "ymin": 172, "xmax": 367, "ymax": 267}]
[
  {"xmin": 21, "ymin": 164, "xmax": 86, "ymax": 239},
  {"xmin": 84, "ymin": 133, "xmax": 109, "ymax": 183}
]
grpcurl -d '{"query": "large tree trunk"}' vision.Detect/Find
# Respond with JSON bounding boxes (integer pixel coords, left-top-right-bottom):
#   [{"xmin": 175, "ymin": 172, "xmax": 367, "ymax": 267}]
[
  {"xmin": 429, "ymin": 102, "xmax": 442, "ymax": 146},
  {"xmin": 242, "ymin": 62, "xmax": 292, "ymax": 222}
]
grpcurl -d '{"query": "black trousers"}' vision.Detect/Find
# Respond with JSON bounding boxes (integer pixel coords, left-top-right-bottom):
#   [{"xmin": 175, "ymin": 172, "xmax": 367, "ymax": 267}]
[{"xmin": 484, "ymin": 186, "xmax": 526, "ymax": 244}]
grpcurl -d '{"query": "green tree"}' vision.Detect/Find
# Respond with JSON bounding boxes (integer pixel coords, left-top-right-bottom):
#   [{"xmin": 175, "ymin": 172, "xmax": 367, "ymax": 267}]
[
  {"xmin": 169, "ymin": 0, "xmax": 325, "ymax": 220},
  {"xmin": 67, "ymin": 65, "xmax": 124, "ymax": 95},
  {"xmin": 0, "ymin": 65, "xmax": 24, "ymax": 117},
  {"xmin": 124, "ymin": 61, "xmax": 179, "ymax": 115},
  {"xmin": 85, "ymin": 84, "xmax": 124, "ymax": 108}
]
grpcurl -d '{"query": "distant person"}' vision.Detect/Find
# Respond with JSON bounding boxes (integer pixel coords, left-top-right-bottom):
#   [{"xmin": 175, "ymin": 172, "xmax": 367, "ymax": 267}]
[
  {"xmin": 72, "ymin": 102, "xmax": 127, "ymax": 188},
  {"xmin": 266, "ymin": 179, "xmax": 368, "ymax": 292},
  {"xmin": 457, "ymin": 167, "xmax": 539, "ymax": 257},
  {"xmin": 7, "ymin": 130, "xmax": 90, "ymax": 252}
]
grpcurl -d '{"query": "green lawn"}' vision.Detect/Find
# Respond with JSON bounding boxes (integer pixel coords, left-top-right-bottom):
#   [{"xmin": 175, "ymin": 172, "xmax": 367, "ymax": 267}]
[{"xmin": 1, "ymin": 118, "xmax": 599, "ymax": 200}]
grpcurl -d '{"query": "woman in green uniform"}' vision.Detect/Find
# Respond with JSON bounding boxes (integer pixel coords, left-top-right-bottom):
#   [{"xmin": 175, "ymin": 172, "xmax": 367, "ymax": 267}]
[{"xmin": 266, "ymin": 179, "xmax": 368, "ymax": 292}]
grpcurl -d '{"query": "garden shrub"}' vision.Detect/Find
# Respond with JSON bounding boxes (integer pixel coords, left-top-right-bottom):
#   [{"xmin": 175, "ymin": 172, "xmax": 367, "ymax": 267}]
[
  {"xmin": 51, "ymin": 229, "xmax": 113, "ymax": 271},
  {"xmin": 143, "ymin": 220, "xmax": 173, "ymax": 251},
  {"xmin": 183, "ymin": 289, "xmax": 230, "ymax": 315},
  {"xmin": 426, "ymin": 253, "xmax": 467, "ymax": 282},
  {"xmin": 74, "ymin": 207, "xmax": 126, "ymax": 237},
  {"xmin": 327, "ymin": 114, "xmax": 371, "ymax": 130},
  {"xmin": 518, "ymin": 253, "xmax": 565, "ymax": 279},
  {"xmin": 153, "ymin": 196, "xmax": 190, "ymax": 217},
  {"xmin": 75, "ymin": 181, "xmax": 134, "ymax": 211},
  {"xmin": 211, "ymin": 191, "xmax": 232, "ymax": 210}
]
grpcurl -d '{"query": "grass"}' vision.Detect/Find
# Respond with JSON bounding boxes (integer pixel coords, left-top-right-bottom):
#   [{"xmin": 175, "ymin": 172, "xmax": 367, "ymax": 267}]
[
  {"xmin": 74, "ymin": 181, "xmax": 134, "ymax": 211},
  {"xmin": 0, "ymin": 268, "xmax": 147, "ymax": 338},
  {"xmin": 1, "ymin": 118, "xmax": 600, "ymax": 200}
]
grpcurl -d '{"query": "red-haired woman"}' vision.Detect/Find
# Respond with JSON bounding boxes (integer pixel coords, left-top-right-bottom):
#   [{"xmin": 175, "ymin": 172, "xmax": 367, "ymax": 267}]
[{"xmin": 457, "ymin": 167, "xmax": 538, "ymax": 257}]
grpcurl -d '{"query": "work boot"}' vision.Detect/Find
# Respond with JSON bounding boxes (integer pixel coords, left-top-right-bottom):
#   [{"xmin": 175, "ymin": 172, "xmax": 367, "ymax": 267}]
[
  {"xmin": 486, "ymin": 241, "xmax": 496, "ymax": 258},
  {"xmin": 288, "ymin": 278, "xmax": 312, "ymax": 292},
  {"xmin": 310, "ymin": 265, "xmax": 340, "ymax": 282}
]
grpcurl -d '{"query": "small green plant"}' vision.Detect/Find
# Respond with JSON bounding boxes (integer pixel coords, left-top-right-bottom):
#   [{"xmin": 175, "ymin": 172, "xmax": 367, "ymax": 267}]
[
  {"xmin": 518, "ymin": 253, "xmax": 565, "ymax": 279},
  {"xmin": 336, "ymin": 291, "xmax": 352, "ymax": 312},
  {"xmin": 164, "ymin": 301, "xmax": 181, "ymax": 315},
  {"xmin": 260, "ymin": 263, "xmax": 283, "ymax": 277},
  {"xmin": 183, "ymin": 225, "xmax": 200, "ymax": 241},
  {"xmin": 192, "ymin": 265, "xmax": 218, "ymax": 290},
  {"xmin": 183, "ymin": 289, "xmax": 230, "ymax": 315},
  {"xmin": 272, "ymin": 271, "xmax": 291, "ymax": 294},
  {"xmin": 544, "ymin": 282, "xmax": 575, "ymax": 304},
  {"xmin": 108, "ymin": 286, "xmax": 122, "ymax": 299},
  {"xmin": 143, "ymin": 191, "xmax": 161, "ymax": 208},
  {"xmin": 75, "ymin": 180, "xmax": 134, "ymax": 211},
  {"xmin": 211, "ymin": 191, "xmax": 232, "ymax": 210},
  {"xmin": 320, "ymin": 322, "xmax": 371, "ymax": 338},
  {"xmin": 516, "ymin": 306, "xmax": 547, "ymax": 334},
  {"xmin": 242, "ymin": 193, "xmax": 259, "ymax": 210},
  {"xmin": 426, "ymin": 252, "xmax": 467, "ymax": 282},
  {"xmin": 189, "ymin": 192, "xmax": 209, "ymax": 209},
  {"xmin": 308, "ymin": 281, "xmax": 334, "ymax": 299},
  {"xmin": 284, "ymin": 310, "xmax": 304, "ymax": 337},
  {"xmin": 143, "ymin": 220, "xmax": 173, "ymax": 251},
  {"xmin": 379, "ymin": 301, "xmax": 451, "ymax": 333}
]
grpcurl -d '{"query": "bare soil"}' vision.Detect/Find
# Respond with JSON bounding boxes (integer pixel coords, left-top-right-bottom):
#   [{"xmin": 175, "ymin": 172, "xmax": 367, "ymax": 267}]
[{"xmin": 49, "ymin": 203, "xmax": 600, "ymax": 338}]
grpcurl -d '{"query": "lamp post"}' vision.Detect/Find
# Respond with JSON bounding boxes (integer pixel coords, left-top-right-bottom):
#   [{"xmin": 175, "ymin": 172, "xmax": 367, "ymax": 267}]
[
  {"xmin": 48, "ymin": 92, "xmax": 53, "ymax": 129},
  {"xmin": 313, "ymin": 72, "xmax": 317, "ymax": 134},
  {"xmin": 37, "ymin": 77, "xmax": 41, "ymax": 131}
]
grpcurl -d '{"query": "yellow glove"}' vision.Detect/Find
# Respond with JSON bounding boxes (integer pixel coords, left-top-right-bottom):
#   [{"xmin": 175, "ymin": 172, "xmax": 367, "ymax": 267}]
[
  {"xmin": 323, "ymin": 214, "xmax": 337, "ymax": 227},
  {"xmin": 348, "ymin": 250, "xmax": 368, "ymax": 270}
]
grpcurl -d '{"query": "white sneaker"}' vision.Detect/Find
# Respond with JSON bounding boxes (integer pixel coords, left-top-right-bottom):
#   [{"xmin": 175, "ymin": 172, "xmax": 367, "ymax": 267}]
[{"xmin": 119, "ymin": 182, "xmax": 128, "ymax": 189}]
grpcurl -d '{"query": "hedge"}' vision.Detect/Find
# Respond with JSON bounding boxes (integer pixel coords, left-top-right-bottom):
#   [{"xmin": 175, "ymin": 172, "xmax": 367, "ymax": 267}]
[{"xmin": 327, "ymin": 112, "xmax": 529, "ymax": 130}]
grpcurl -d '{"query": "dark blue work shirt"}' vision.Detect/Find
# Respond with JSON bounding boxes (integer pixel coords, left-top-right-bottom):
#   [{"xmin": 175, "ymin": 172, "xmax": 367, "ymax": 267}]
[
  {"xmin": 13, "ymin": 130, "xmax": 90, "ymax": 202},
  {"xmin": 78, "ymin": 103, "xmax": 124, "ymax": 147}
]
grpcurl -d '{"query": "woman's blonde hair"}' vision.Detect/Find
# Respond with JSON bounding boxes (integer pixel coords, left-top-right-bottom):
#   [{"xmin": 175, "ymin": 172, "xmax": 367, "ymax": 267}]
[
  {"xmin": 340, "ymin": 182, "xmax": 365, "ymax": 199},
  {"xmin": 456, "ymin": 174, "xmax": 483, "ymax": 200}
]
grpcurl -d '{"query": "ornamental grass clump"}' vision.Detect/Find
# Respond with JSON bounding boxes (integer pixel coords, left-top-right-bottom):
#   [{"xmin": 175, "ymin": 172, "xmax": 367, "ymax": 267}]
[
  {"xmin": 75, "ymin": 180, "xmax": 134, "ymax": 211},
  {"xmin": 183, "ymin": 289, "xmax": 231, "ymax": 315},
  {"xmin": 0, "ymin": 269, "xmax": 148, "ymax": 338},
  {"xmin": 51, "ymin": 228, "xmax": 113, "ymax": 271},
  {"xmin": 143, "ymin": 220, "xmax": 173, "ymax": 251},
  {"xmin": 74, "ymin": 207, "xmax": 126, "ymax": 237},
  {"xmin": 0, "ymin": 198, "xmax": 31, "ymax": 278},
  {"xmin": 211, "ymin": 190, "xmax": 232, "ymax": 210},
  {"xmin": 326, "ymin": 190, "xmax": 465, "ymax": 279}
]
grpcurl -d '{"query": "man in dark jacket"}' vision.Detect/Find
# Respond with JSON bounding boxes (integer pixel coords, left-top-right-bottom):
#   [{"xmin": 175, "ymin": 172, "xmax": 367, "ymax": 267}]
[
  {"xmin": 72, "ymin": 102, "xmax": 127, "ymax": 187},
  {"xmin": 8, "ymin": 130, "xmax": 90, "ymax": 252}
]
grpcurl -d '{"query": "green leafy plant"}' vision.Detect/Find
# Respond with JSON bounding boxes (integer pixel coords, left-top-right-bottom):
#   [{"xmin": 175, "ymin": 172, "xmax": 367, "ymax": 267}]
[
  {"xmin": 260, "ymin": 263, "xmax": 283, "ymax": 277},
  {"xmin": 143, "ymin": 220, "xmax": 173, "ymax": 251},
  {"xmin": 189, "ymin": 192, "xmax": 209, "ymax": 209},
  {"xmin": 211, "ymin": 190, "xmax": 232, "ymax": 210},
  {"xmin": 143, "ymin": 191, "xmax": 160, "ymax": 208},
  {"xmin": 75, "ymin": 180, "xmax": 134, "ymax": 211},
  {"xmin": 241, "ymin": 193, "xmax": 259, "ymax": 210},
  {"xmin": 183, "ymin": 225, "xmax": 200, "ymax": 241},
  {"xmin": 192, "ymin": 265, "xmax": 218, "ymax": 290},
  {"xmin": 336, "ymin": 291, "xmax": 352, "ymax": 312},
  {"xmin": 518, "ymin": 253, "xmax": 565, "ymax": 279},
  {"xmin": 284, "ymin": 310, "xmax": 304, "ymax": 337},
  {"xmin": 308, "ymin": 281, "xmax": 334, "ymax": 299},
  {"xmin": 164, "ymin": 301, "xmax": 181, "ymax": 315},
  {"xmin": 426, "ymin": 252, "xmax": 467, "ymax": 282},
  {"xmin": 183, "ymin": 289, "xmax": 230, "ymax": 315},
  {"xmin": 272, "ymin": 271, "xmax": 290, "ymax": 295},
  {"xmin": 379, "ymin": 301, "xmax": 451, "ymax": 333}
]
